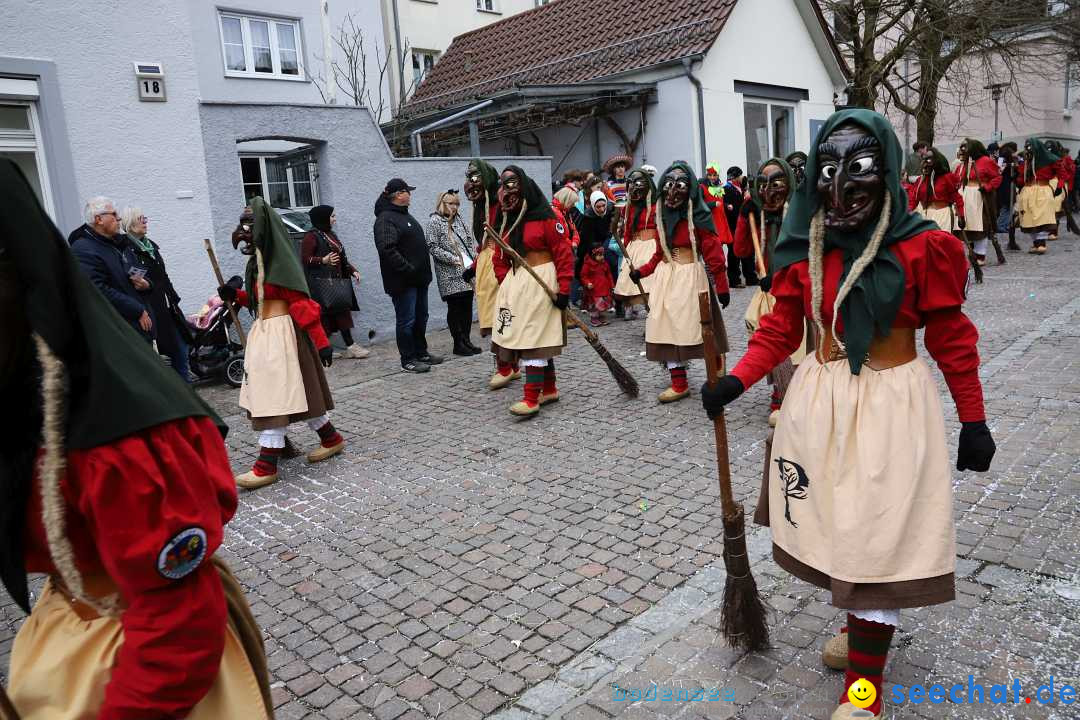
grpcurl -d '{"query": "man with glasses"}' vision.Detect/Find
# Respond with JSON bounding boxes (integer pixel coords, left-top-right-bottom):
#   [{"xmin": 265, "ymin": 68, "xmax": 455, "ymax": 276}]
[
  {"xmin": 69, "ymin": 196, "xmax": 154, "ymax": 341},
  {"xmin": 373, "ymin": 178, "xmax": 442, "ymax": 372}
]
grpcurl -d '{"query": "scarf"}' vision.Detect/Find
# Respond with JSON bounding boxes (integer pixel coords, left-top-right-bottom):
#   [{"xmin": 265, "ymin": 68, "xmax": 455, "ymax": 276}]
[
  {"xmin": 657, "ymin": 161, "xmax": 716, "ymax": 243},
  {"xmin": 772, "ymin": 109, "xmax": 938, "ymax": 374},
  {"xmin": 127, "ymin": 232, "xmax": 156, "ymax": 259}
]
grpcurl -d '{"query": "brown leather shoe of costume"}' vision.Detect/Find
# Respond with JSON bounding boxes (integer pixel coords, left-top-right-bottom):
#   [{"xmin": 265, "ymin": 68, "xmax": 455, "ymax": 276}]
[
  {"xmin": 822, "ymin": 630, "xmax": 849, "ymax": 670},
  {"xmin": 489, "ymin": 369, "xmax": 521, "ymax": 390},
  {"xmin": 831, "ymin": 702, "xmax": 882, "ymax": 719},
  {"xmin": 768, "ymin": 409, "xmax": 780, "ymax": 427},
  {"xmin": 307, "ymin": 440, "xmax": 344, "ymax": 463},
  {"xmin": 539, "ymin": 391, "xmax": 559, "ymax": 406},
  {"xmin": 509, "ymin": 400, "xmax": 540, "ymax": 417},
  {"xmin": 658, "ymin": 387, "xmax": 690, "ymax": 403},
  {"xmin": 235, "ymin": 471, "xmax": 277, "ymax": 490}
]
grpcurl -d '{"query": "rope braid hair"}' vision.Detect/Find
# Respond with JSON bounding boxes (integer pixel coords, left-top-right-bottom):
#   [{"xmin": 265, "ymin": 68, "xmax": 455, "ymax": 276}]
[
  {"xmin": 655, "ymin": 196, "xmax": 671, "ymax": 262},
  {"xmin": 808, "ymin": 192, "xmax": 893, "ymax": 356},
  {"xmin": 33, "ymin": 334, "xmax": 121, "ymax": 617}
]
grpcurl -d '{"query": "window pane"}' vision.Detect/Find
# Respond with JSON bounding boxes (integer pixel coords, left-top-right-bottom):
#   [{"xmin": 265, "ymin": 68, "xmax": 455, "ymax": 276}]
[
  {"xmin": 268, "ymin": 182, "xmax": 291, "ymax": 207},
  {"xmin": 222, "ymin": 16, "xmax": 246, "ymax": 71},
  {"xmin": 0, "ymin": 105, "xmax": 30, "ymax": 131},
  {"xmin": 240, "ymin": 157, "xmax": 262, "ymax": 184},
  {"xmin": 292, "ymin": 181, "xmax": 313, "ymax": 207},
  {"xmin": 265, "ymin": 158, "xmax": 288, "ymax": 184},
  {"xmin": 243, "ymin": 184, "xmax": 263, "ymax": 203},
  {"xmin": 277, "ymin": 23, "xmax": 299, "ymax": 75},
  {"xmin": 0, "ymin": 150, "xmax": 42, "ymax": 200},
  {"xmin": 772, "ymin": 106, "xmax": 794, "ymax": 158},
  {"xmin": 280, "ymin": 49, "xmax": 298, "ymax": 75},
  {"xmin": 743, "ymin": 101, "xmax": 768, "ymax": 174},
  {"xmin": 250, "ymin": 20, "xmax": 273, "ymax": 73},
  {"xmin": 276, "ymin": 23, "xmax": 296, "ymax": 51}
]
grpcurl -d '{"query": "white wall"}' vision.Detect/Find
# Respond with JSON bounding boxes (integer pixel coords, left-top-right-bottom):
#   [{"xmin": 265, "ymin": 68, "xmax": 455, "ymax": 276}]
[
  {"xmin": 0, "ymin": 0, "xmax": 215, "ymax": 303},
  {"xmin": 698, "ymin": 0, "xmax": 839, "ymax": 171}
]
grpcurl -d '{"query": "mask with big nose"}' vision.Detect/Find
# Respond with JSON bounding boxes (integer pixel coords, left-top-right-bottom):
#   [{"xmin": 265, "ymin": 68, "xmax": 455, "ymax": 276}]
[
  {"xmin": 816, "ymin": 123, "xmax": 885, "ymax": 233},
  {"xmin": 464, "ymin": 164, "xmax": 485, "ymax": 203},
  {"xmin": 628, "ymin": 172, "xmax": 650, "ymax": 203},
  {"xmin": 498, "ymin": 170, "xmax": 522, "ymax": 213},
  {"xmin": 661, "ymin": 168, "xmax": 690, "ymax": 209},
  {"xmin": 231, "ymin": 207, "xmax": 256, "ymax": 255},
  {"xmin": 756, "ymin": 163, "xmax": 790, "ymax": 213}
]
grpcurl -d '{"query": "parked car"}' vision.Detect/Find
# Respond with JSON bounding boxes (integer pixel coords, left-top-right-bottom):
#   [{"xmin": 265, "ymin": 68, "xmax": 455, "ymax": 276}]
[{"xmin": 275, "ymin": 207, "xmax": 312, "ymax": 244}]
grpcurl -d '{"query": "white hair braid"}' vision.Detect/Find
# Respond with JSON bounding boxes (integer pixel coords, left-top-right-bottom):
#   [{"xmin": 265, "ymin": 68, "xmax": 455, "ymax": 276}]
[
  {"xmin": 807, "ymin": 209, "xmax": 827, "ymax": 346},
  {"xmin": 34, "ymin": 334, "xmax": 121, "ymax": 616},
  {"xmin": 655, "ymin": 198, "xmax": 671, "ymax": 262}
]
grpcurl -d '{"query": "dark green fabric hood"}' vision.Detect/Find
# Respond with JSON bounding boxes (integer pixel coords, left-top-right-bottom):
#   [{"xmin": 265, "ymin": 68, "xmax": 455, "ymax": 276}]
[
  {"xmin": 244, "ymin": 196, "xmax": 310, "ymax": 310},
  {"xmin": 657, "ymin": 161, "xmax": 716, "ymax": 241},
  {"xmin": 772, "ymin": 109, "xmax": 938, "ymax": 375}
]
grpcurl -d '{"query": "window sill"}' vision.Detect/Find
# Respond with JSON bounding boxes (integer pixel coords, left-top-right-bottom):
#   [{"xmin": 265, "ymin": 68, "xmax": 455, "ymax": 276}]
[
  {"xmin": 223, "ymin": 71, "xmax": 307, "ymax": 82},
  {"xmin": 476, "ymin": 8, "xmax": 502, "ymax": 15}
]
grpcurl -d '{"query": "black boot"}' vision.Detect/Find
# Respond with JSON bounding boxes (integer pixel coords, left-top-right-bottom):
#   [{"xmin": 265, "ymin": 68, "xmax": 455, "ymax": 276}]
[{"xmin": 452, "ymin": 332, "xmax": 472, "ymax": 356}]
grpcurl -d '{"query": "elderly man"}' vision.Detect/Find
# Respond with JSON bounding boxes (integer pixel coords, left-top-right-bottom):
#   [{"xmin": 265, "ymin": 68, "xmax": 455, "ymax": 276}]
[{"xmin": 70, "ymin": 196, "xmax": 153, "ymax": 341}]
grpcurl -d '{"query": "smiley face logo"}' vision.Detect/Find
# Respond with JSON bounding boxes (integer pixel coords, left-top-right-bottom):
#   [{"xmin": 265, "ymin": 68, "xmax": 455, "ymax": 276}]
[{"xmin": 847, "ymin": 678, "xmax": 876, "ymax": 709}]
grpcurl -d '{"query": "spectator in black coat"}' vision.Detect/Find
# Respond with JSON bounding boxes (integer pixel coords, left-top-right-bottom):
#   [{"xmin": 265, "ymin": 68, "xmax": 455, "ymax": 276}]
[
  {"xmin": 723, "ymin": 167, "xmax": 756, "ymax": 288},
  {"xmin": 373, "ymin": 178, "xmax": 442, "ymax": 373},
  {"xmin": 69, "ymin": 196, "xmax": 153, "ymax": 342}
]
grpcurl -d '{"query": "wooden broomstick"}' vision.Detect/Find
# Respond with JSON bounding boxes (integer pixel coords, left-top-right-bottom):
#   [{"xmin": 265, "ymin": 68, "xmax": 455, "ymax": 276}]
[
  {"xmin": 959, "ymin": 227, "xmax": 984, "ymax": 284},
  {"xmin": 204, "ymin": 238, "xmax": 247, "ymax": 348},
  {"xmin": 698, "ymin": 290, "xmax": 770, "ymax": 652},
  {"xmin": 610, "ymin": 229, "xmax": 651, "ymax": 313},
  {"xmin": 484, "ymin": 226, "xmax": 639, "ymax": 398},
  {"xmin": 747, "ymin": 213, "xmax": 776, "ymax": 314}
]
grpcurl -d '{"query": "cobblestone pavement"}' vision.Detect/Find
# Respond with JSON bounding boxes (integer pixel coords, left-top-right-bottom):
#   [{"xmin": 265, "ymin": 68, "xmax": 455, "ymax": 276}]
[{"xmin": 2, "ymin": 233, "xmax": 1078, "ymax": 720}]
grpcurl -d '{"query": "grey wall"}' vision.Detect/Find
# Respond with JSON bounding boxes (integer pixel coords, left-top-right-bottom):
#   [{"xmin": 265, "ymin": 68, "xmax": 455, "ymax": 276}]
[{"xmin": 199, "ymin": 101, "xmax": 550, "ymax": 341}]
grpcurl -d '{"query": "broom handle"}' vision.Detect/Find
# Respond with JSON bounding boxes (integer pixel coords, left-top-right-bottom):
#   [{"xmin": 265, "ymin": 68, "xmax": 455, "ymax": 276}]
[
  {"xmin": 747, "ymin": 213, "xmax": 767, "ymax": 280},
  {"xmin": 204, "ymin": 238, "xmax": 247, "ymax": 348},
  {"xmin": 483, "ymin": 226, "xmax": 598, "ymax": 342},
  {"xmin": 698, "ymin": 291, "xmax": 737, "ymax": 516},
  {"xmin": 610, "ymin": 230, "xmax": 650, "ymax": 311}
]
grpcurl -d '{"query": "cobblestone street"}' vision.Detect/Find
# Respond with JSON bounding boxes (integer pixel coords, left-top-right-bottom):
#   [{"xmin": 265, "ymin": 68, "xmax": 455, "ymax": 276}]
[{"xmin": 3, "ymin": 235, "xmax": 1078, "ymax": 720}]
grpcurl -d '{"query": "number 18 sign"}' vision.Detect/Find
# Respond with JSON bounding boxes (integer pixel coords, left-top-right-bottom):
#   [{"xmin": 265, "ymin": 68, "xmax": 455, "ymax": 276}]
[{"xmin": 133, "ymin": 62, "xmax": 166, "ymax": 102}]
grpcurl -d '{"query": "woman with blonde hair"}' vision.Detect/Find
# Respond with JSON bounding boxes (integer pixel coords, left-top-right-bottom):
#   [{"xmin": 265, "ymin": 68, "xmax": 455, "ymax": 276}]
[
  {"xmin": 121, "ymin": 206, "xmax": 192, "ymax": 380},
  {"xmin": 426, "ymin": 190, "xmax": 481, "ymax": 355}
]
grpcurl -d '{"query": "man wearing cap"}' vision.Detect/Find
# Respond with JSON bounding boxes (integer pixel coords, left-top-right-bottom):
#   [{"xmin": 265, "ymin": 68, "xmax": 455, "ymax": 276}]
[
  {"xmin": 374, "ymin": 178, "xmax": 442, "ymax": 372},
  {"xmin": 722, "ymin": 167, "xmax": 757, "ymax": 288}
]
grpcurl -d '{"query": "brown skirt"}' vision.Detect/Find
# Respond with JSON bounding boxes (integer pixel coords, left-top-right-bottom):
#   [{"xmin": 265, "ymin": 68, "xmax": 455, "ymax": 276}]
[
  {"xmin": 492, "ymin": 343, "xmax": 561, "ymax": 363},
  {"xmin": 250, "ymin": 324, "xmax": 334, "ymax": 431}
]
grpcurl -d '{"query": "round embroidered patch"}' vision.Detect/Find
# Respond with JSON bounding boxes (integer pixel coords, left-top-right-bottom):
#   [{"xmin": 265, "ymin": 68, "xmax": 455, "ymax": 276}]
[
  {"xmin": 157, "ymin": 527, "xmax": 208, "ymax": 580},
  {"xmin": 555, "ymin": 222, "xmax": 565, "ymax": 234}
]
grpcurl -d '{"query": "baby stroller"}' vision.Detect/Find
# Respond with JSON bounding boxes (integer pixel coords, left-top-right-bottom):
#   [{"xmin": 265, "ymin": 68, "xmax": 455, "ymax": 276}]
[{"xmin": 186, "ymin": 287, "xmax": 245, "ymax": 388}]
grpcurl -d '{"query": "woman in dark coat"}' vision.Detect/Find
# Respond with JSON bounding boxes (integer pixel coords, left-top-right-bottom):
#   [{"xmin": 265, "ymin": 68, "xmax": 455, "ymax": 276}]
[
  {"xmin": 300, "ymin": 205, "xmax": 367, "ymax": 359},
  {"xmin": 121, "ymin": 207, "xmax": 192, "ymax": 380}
]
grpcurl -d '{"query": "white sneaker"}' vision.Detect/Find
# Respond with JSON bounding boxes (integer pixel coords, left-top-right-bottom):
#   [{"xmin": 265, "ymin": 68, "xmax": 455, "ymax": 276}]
[{"xmin": 343, "ymin": 344, "xmax": 370, "ymax": 359}]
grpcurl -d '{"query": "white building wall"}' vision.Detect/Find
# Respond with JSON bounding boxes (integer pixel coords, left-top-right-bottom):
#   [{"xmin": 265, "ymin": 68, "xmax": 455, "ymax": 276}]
[
  {"xmin": 0, "ymin": 0, "xmax": 215, "ymax": 303},
  {"xmin": 698, "ymin": 0, "xmax": 840, "ymax": 171},
  {"xmin": 382, "ymin": 0, "xmax": 539, "ymax": 110}
]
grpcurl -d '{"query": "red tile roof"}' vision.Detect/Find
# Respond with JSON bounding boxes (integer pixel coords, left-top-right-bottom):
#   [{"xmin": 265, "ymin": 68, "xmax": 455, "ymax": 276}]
[{"xmin": 404, "ymin": 0, "xmax": 738, "ymax": 115}]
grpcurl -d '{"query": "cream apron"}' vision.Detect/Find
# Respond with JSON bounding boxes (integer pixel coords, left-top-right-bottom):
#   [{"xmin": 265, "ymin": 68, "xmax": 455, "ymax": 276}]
[
  {"xmin": 1018, "ymin": 183, "xmax": 1058, "ymax": 229},
  {"xmin": 474, "ymin": 245, "xmax": 499, "ymax": 332},
  {"xmin": 8, "ymin": 581, "xmax": 269, "ymax": 720},
  {"xmin": 644, "ymin": 257, "xmax": 710, "ymax": 347},
  {"xmin": 492, "ymin": 262, "xmax": 564, "ymax": 351},
  {"xmin": 768, "ymin": 356, "xmax": 955, "ymax": 585},
  {"xmin": 238, "ymin": 314, "xmax": 307, "ymax": 418},
  {"xmin": 955, "ymin": 184, "xmax": 984, "ymax": 232},
  {"xmin": 614, "ymin": 234, "xmax": 657, "ymax": 300},
  {"xmin": 744, "ymin": 289, "xmax": 810, "ymax": 366},
  {"xmin": 917, "ymin": 203, "xmax": 954, "ymax": 232}
]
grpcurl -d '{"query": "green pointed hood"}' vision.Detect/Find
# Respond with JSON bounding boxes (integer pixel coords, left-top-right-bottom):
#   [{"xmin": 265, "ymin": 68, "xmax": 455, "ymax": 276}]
[
  {"xmin": 244, "ymin": 196, "xmax": 310, "ymax": 309},
  {"xmin": 772, "ymin": 109, "xmax": 938, "ymax": 375},
  {"xmin": 1025, "ymin": 137, "xmax": 1061, "ymax": 170}
]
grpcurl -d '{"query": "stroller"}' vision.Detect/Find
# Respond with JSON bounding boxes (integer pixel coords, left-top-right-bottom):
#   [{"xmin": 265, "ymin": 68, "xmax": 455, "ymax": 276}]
[{"xmin": 185, "ymin": 290, "xmax": 245, "ymax": 388}]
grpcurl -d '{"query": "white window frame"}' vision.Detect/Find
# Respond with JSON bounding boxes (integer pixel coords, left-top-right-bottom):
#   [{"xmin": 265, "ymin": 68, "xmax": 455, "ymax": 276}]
[
  {"xmin": 218, "ymin": 12, "xmax": 305, "ymax": 81},
  {"xmin": 0, "ymin": 100, "xmax": 55, "ymax": 217},
  {"xmin": 476, "ymin": 0, "xmax": 497, "ymax": 12},
  {"xmin": 743, "ymin": 97, "xmax": 798, "ymax": 171},
  {"xmin": 239, "ymin": 154, "xmax": 319, "ymax": 209},
  {"xmin": 411, "ymin": 49, "xmax": 439, "ymax": 86}
]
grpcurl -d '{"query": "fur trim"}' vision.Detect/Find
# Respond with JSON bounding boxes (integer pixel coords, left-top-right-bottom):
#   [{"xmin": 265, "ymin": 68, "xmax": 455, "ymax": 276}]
[{"xmin": 33, "ymin": 334, "xmax": 120, "ymax": 616}]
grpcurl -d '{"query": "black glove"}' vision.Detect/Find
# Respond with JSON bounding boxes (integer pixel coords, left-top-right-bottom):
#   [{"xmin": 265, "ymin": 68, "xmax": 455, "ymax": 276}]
[
  {"xmin": 1053, "ymin": 185, "xmax": 1064, "ymax": 197},
  {"xmin": 553, "ymin": 293, "xmax": 569, "ymax": 310},
  {"xmin": 462, "ymin": 266, "xmax": 476, "ymax": 282},
  {"xmin": 759, "ymin": 275, "xmax": 772, "ymax": 293},
  {"xmin": 319, "ymin": 346, "xmax": 334, "ymax": 368},
  {"xmin": 957, "ymin": 216, "xmax": 966, "ymax": 230},
  {"xmin": 629, "ymin": 269, "xmax": 642, "ymax": 283},
  {"xmin": 217, "ymin": 284, "xmax": 237, "ymax": 302},
  {"xmin": 956, "ymin": 421, "xmax": 995, "ymax": 472},
  {"xmin": 226, "ymin": 274, "xmax": 243, "ymax": 289},
  {"xmin": 701, "ymin": 375, "xmax": 745, "ymax": 419},
  {"xmin": 716, "ymin": 291, "xmax": 730, "ymax": 309}
]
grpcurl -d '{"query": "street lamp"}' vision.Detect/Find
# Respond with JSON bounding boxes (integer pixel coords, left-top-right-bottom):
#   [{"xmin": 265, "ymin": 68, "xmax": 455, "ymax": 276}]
[{"xmin": 984, "ymin": 82, "xmax": 1009, "ymax": 141}]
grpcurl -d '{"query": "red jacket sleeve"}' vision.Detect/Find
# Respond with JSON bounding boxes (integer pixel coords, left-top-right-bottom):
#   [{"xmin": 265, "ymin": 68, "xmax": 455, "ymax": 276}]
[
  {"xmin": 731, "ymin": 264, "xmax": 807, "ymax": 389},
  {"xmin": 1014, "ymin": 161, "xmax": 1026, "ymax": 188},
  {"xmin": 916, "ymin": 231, "xmax": 985, "ymax": 423},
  {"xmin": 975, "ymin": 157, "xmax": 1002, "ymax": 193},
  {"xmin": 947, "ymin": 175, "xmax": 965, "ymax": 219},
  {"xmin": 698, "ymin": 227, "xmax": 728, "ymax": 293},
  {"xmin": 546, "ymin": 217, "xmax": 575, "ymax": 295},
  {"xmin": 265, "ymin": 284, "xmax": 329, "ymax": 350},
  {"xmin": 76, "ymin": 417, "xmax": 237, "ymax": 720},
  {"xmin": 300, "ymin": 232, "xmax": 321, "ymax": 267},
  {"xmin": 638, "ymin": 237, "xmax": 664, "ymax": 277}
]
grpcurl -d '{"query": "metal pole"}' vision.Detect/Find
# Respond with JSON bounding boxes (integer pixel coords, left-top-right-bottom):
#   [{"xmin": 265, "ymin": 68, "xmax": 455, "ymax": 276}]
[{"xmin": 469, "ymin": 120, "xmax": 480, "ymax": 157}]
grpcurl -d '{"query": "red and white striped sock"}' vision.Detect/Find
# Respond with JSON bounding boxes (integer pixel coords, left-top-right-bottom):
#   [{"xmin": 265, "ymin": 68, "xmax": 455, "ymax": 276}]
[{"xmin": 522, "ymin": 367, "xmax": 545, "ymax": 407}]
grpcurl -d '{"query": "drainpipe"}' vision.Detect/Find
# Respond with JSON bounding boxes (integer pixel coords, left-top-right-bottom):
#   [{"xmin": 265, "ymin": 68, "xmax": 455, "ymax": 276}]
[
  {"xmin": 1066, "ymin": 59, "xmax": 1073, "ymax": 115},
  {"xmin": 320, "ymin": 0, "xmax": 336, "ymax": 104},
  {"xmin": 410, "ymin": 99, "xmax": 495, "ymax": 157},
  {"xmin": 682, "ymin": 57, "xmax": 707, "ymax": 171},
  {"xmin": 391, "ymin": 0, "xmax": 404, "ymax": 108}
]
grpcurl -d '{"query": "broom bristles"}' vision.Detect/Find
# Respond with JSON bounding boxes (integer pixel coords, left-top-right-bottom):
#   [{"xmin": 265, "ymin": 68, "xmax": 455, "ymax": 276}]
[
  {"xmin": 719, "ymin": 507, "xmax": 770, "ymax": 651},
  {"xmin": 582, "ymin": 332, "xmax": 640, "ymax": 397}
]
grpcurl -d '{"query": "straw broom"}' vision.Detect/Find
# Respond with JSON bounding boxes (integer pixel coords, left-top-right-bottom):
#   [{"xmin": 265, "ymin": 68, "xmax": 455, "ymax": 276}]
[
  {"xmin": 484, "ymin": 226, "xmax": 639, "ymax": 398},
  {"xmin": 698, "ymin": 290, "xmax": 770, "ymax": 651}
]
